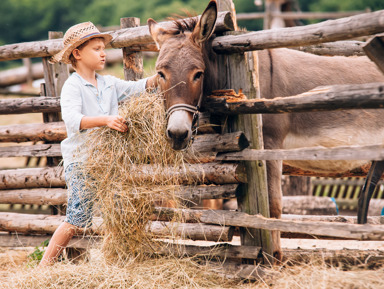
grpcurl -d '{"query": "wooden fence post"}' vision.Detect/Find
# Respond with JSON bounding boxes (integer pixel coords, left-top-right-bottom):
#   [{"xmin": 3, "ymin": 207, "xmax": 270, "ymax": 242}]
[
  {"xmin": 41, "ymin": 31, "xmax": 69, "ymax": 215},
  {"xmin": 217, "ymin": 39, "xmax": 273, "ymax": 263},
  {"xmin": 120, "ymin": 17, "xmax": 143, "ymax": 81}
]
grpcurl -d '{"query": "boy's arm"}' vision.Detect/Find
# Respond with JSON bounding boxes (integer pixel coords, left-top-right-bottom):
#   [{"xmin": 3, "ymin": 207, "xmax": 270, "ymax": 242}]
[{"xmin": 80, "ymin": 115, "xmax": 128, "ymax": 132}]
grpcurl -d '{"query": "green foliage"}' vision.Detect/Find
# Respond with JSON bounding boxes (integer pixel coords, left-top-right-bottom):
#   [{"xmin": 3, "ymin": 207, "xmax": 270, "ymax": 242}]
[
  {"xmin": 27, "ymin": 239, "xmax": 49, "ymax": 266},
  {"xmin": 1, "ymin": 0, "xmax": 384, "ymax": 46}
]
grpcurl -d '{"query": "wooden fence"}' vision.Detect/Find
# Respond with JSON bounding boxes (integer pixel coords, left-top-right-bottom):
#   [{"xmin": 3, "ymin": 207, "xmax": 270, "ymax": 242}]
[{"xmin": 1, "ymin": 2, "xmax": 384, "ymax": 274}]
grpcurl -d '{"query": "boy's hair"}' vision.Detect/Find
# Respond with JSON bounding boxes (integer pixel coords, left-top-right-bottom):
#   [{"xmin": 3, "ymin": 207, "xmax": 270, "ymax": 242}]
[{"xmin": 69, "ymin": 37, "xmax": 105, "ymax": 68}]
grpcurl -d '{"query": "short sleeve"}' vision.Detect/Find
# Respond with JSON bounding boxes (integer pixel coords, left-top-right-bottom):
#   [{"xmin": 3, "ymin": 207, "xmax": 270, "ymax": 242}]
[{"xmin": 60, "ymin": 81, "xmax": 84, "ymax": 134}]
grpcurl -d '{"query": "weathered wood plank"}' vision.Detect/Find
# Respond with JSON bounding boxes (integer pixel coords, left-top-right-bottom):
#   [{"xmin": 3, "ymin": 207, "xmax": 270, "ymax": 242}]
[
  {"xmin": 0, "ymin": 188, "xmax": 67, "ymax": 205},
  {"xmin": 0, "ymin": 144, "xmax": 61, "ymax": 158},
  {"xmin": 237, "ymin": 11, "xmax": 368, "ymax": 21},
  {"xmin": 206, "ymin": 82, "xmax": 384, "ymax": 115},
  {"xmin": 213, "ymin": 10, "xmax": 384, "ymax": 53},
  {"xmin": 0, "ymin": 97, "xmax": 60, "ymax": 115},
  {"xmin": 292, "ymin": 41, "xmax": 365, "ymax": 57},
  {"xmin": 216, "ymin": 145, "xmax": 384, "ymax": 162},
  {"xmin": 198, "ymin": 210, "xmax": 384, "ymax": 240},
  {"xmin": 149, "ymin": 221, "xmax": 234, "ymax": 242},
  {"xmin": 0, "ymin": 213, "xmax": 233, "ymax": 242},
  {"xmin": 0, "ymin": 232, "xmax": 98, "ymax": 249},
  {"xmin": 0, "ymin": 163, "xmax": 246, "ymax": 190},
  {"xmin": 0, "ymin": 185, "xmax": 238, "ymax": 206},
  {"xmin": 0, "ymin": 12, "xmax": 234, "ymax": 61},
  {"xmin": 0, "ymin": 122, "xmax": 66, "ymax": 142}
]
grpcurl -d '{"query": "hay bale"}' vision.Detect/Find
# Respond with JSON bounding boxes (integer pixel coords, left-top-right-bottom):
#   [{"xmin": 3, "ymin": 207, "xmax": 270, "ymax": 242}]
[{"xmin": 80, "ymin": 91, "xmax": 198, "ymax": 262}]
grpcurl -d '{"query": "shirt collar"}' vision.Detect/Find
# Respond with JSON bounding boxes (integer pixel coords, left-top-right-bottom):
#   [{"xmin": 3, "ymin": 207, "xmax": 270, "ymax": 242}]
[{"xmin": 72, "ymin": 72, "xmax": 106, "ymax": 88}]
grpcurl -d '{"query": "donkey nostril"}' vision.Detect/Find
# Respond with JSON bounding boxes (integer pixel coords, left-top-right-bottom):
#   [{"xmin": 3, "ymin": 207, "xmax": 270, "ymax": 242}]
[
  {"xmin": 167, "ymin": 130, "xmax": 174, "ymax": 139},
  {"xmin": 180, "ymin": 130, "xmax": 188, "ymax": 140},
  {"xmin": 167, "ymin": 129, "xmax": 189, "ymax": 141}
]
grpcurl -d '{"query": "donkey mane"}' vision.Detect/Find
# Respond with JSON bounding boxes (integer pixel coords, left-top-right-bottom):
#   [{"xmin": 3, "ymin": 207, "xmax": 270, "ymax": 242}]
[{"xmin": 168, "ymin": 17, "xmax": 198, "ymax": 35}]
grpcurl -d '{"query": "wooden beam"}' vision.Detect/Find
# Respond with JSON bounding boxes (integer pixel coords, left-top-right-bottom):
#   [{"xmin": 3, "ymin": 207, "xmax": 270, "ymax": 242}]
[
  {"xmin": 0, "ymin": 163, "xmax": 246, "ymax": 190},
  {"xmin": 292, "ymin": 41, "xmax": 365, "ymax": 57},
  {"xmin": 0, "ymin": 188, "xmax": 67, "ymax": 205},
  {"xmin": 0, "ymin": 185, "xmax": 238, "ymax": 206},
  {"xmin": 216, "ymin": 145, "xmax": 384, "ymax": 162},
  {"xmin": 0, "ymin": 97, "xmax": 60, "ymax": 115},
  {"xmin": 0, "ymin": 232, "xmax": 98, "ymax": 249},
  {"xmin": 149, "ymin": 221, "xmax": 234, "ymax": 242},
  {"xmin": 0, "ymin": 144, "xmax": 61, "ymax": 158},
  {"xmin": 206, "ymin": 82, "xmax": 384, "ymax": 115},
  {"xmin": 0, "ymin": 122, "xmax": 66, "ymax": 143},
  {"xmin": 213, "ymin": 10, "xmax": 384, "ymax": 53},
  {"xmin": 0, "ymin": 12, "xmax": 234, "ymax": 61},
  {"xmin": 236, "ymin": 11, "xmax": 368, "ymax": 21}
]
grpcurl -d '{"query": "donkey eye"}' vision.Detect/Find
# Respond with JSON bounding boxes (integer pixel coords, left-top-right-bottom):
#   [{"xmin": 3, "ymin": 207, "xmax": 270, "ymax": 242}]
[
  {"xmin": 193, "ymin": 71, "xmax": 203, "ymax": 81},
  {"xmin": 158, "ymin": 71, "xmax": 166, "ymax": 80}
]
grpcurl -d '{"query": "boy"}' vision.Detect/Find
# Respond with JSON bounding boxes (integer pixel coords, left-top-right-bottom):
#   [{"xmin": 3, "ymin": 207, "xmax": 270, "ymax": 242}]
[{"xmin": 39, "ymin": 22, "xmax": 158, "ymax": 266}]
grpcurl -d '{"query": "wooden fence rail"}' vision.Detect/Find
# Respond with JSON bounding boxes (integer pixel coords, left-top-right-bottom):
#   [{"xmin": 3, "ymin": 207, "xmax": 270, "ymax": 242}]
[
  {"xmin": 1, "ymin": 10, "xmax": 383, "ymax": 62},
  {"xmin": 206, "ymin": 82, "xmax": 384, "ymax": 115},
  {"xmin": 212, "ymin": 10, "xmax": 384, "ymax": 53},
  {"xmin": 0, "ymin": 12, "xmax": 234, "ymax": 62}
]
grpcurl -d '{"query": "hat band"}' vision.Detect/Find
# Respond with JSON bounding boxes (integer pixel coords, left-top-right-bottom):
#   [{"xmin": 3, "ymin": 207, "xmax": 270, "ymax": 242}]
[{"xmin": 80, "ymin": 32, "xmax": 101, "ymax": 39}]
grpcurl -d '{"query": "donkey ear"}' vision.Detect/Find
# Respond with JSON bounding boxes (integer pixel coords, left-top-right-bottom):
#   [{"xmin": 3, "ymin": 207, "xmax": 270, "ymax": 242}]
[
  {"xmin": 192, "ymin": 0, "xmax": 218, "ymax": 44},
  {"xmin": 148, "ymin": 18, "xmax": 168, "ymax": 49}
]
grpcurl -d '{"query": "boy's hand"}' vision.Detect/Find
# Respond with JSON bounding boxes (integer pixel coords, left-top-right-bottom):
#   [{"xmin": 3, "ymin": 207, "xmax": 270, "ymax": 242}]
[{"xmin": 106, "ymin": 116, "xmax": 129, "ymax": 133}]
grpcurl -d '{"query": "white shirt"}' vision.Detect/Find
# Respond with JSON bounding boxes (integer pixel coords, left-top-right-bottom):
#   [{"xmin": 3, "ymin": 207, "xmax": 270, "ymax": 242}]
[{"xmin": 60, "ymin": 72, "xmax": 147, "ymax": 169}]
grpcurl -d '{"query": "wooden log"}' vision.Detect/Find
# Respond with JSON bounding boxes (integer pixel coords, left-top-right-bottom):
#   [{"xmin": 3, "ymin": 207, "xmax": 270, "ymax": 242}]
[
  {"xmin": 0, "ymin": 185, "xmax": 238, "ymax": 206},
  {"xmin": 0, "ymin": 144, "xmax": 61, "ymax": 158},
  {"xmin": 0, "ymin": 188, "xmax": 66, "ymax": 205},
  {"xmin": 196, "ymin": 112, "xmax": 222, "ymax": 134},
  {"xmin": 282, "ymin": 214, "xmax": 384, "ymax": 225},
  {"xmin": 206, "ymin": 82, "xmax": 384, "ymax": 115},
  {"xmin": 0, "ymin": 97, "xmax": 60, "ymax": 115},
  {"xmin": 0, "ymin": 232, "xmax": 98, "ymax": 249},
  {"xmin": 292, "ymin": 41, "xmax": 365, "ymax": 57},
  {"xmin": 0, "ymin": 133, "xmax": 246, "ymax": 161},
  {"xmin": 0, "ymin": 122, "xmax": 66, "ymax": 143},
  {"xmin": 237, "ymin": 11, "xmax": 368, "ymax": 21},
  {"xmin": 0, "ymin": 167, "xmax": 65, "ymax": 189},
  {"xmin": 149, "ymin": 221, "xmax": 234, "ymax": 242},
  {"xmin": 150, "ymin": 208, "xmax": 384, "ymax": 240},
  {"xmin": 191, "ymin": 131, "xmax": 249, "ymax": 153},
  {"xmin": 0, "ymin": 12, "xmax": 234, "ymax": 62},
  {"xmin": 363, "ymin": 35, "xmax": 384, "ymax": 74},
  {"xmin": 198, "ymin": 210, "xmax": 384, "ymax": 240},
  {"xmin": 0, "ymin": 163, "xmax": 245, "ymax": 190},
  {"xmin": 0, "ymin": 213, "xmax": 233, "ymax": 242},
  {"xmin": 213, "ymin": 10, "xmax": 384, "ymax": 53},
  {"xmin": 217, "ymin": 145, "xmax": 384, "ymax": 162},
  {"xmin": 121, "ymin": 17, "xmax": 143, "ymax": 81},
  {"xmin": 0, "ymin": 50, "xmax": 123, "ymax": 88},
  {"xmin": 153, "ymin": 241, "xmax": 261, "ymax": 260}
]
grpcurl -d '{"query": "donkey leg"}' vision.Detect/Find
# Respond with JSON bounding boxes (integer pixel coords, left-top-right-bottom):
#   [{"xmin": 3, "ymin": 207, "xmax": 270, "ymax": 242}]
[
  {"xmin": 357, "ymin": 161, "xmax": 384, "ymax": 224},
  {"xmin": 266, "ymin": 159, "xmax": 283, "ymax": 261}
]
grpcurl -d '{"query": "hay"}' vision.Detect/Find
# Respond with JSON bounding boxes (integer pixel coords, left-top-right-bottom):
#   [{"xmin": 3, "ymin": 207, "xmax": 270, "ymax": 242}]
[
  {"xmin": 78, "ymin": 91, "xmax": 198, "ymax": 263},
  {"xmin": 4, "ymin": 249, "xmax": 384, "ymax": 289}
]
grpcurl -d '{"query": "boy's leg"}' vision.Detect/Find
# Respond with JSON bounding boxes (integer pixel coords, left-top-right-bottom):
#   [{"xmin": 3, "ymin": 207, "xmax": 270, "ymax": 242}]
[{"xmin": 39, "ymin": 221, "xmax": 78, "ymax": 267}]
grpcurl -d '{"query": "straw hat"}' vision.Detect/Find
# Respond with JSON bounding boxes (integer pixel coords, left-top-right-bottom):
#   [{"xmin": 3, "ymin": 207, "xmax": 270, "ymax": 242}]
[{"xmin": 49, "ymin": 22, "xmax": 113, "ymax": 64}]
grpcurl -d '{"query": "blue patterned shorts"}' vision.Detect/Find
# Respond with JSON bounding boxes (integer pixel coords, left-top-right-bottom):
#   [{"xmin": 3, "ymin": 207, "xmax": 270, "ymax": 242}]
[{"xmin": 64, "ymin": 163, "xmax": 95, "ymax": 228}]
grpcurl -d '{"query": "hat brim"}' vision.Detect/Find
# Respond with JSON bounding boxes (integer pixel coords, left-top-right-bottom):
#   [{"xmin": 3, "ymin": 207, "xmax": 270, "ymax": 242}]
[{"xmin": 49, "ymin": 33, "xmax": 113, "ymax": 64}]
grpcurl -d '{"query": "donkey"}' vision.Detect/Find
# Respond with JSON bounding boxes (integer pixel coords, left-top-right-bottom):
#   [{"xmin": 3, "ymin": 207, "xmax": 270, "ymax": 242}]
[{"xmin": 148, "ymin": 0, "xmax": 384, "ymax": 260}]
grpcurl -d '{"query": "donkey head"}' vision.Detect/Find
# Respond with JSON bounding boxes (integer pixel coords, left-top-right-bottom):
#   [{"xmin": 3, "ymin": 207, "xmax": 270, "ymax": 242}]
[{"xmin": 148, "ymin": 0, "xmax": 218, "ymax": 150}]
